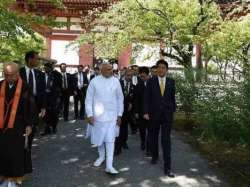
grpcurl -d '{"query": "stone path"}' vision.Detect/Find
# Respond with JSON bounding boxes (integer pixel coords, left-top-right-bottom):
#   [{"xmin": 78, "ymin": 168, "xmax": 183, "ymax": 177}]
[{"xmin": 23, "ymin": 118, "xmax": 227, "ymax": 187}]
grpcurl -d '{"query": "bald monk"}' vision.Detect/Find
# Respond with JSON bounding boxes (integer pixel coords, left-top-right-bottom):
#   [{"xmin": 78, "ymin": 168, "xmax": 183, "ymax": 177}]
[{"xmin": 0, "ymin": 62, "xmax": 36, "ymax": 187}]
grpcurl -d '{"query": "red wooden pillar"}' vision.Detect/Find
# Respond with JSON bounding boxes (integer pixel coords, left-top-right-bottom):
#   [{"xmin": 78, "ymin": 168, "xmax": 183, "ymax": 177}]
[
  {"xmin": 79, "ymin": 43, "xmax": 94, "ymax": 67},
  {"xmin": 118, "ymin": 45, "xmax": 132, "ymax": 69},
  {"xmin": 45, "ymin": 37, "xmax": 52, "ymax": 58}
]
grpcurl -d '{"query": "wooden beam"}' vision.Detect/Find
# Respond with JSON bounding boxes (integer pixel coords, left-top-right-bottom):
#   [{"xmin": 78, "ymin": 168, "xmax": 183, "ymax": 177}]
[{"xmin": 49, "ymin": 35, "xmax": 78, "ymax": 40}]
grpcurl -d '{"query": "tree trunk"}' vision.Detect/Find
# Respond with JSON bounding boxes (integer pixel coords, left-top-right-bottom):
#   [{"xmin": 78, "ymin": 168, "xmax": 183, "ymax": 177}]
[
  {"xmin": 195, "ymin": 44, "xmax": 203, "ymax": 82},
  {"xmin": 242, "ymin": 43, "xmax": 250, "ymax": 75}
]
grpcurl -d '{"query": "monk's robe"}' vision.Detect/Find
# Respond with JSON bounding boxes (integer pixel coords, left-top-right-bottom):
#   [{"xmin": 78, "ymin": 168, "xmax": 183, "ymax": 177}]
[{"xmin": 0, "ymin": 78, "xmax": 37, "ymax": 179}]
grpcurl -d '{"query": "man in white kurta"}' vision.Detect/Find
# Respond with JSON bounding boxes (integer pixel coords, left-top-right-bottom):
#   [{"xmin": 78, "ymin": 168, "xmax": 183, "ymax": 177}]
[{"xmin": 85, "ymin": 63, "xmax": 124, "ymax": 174}]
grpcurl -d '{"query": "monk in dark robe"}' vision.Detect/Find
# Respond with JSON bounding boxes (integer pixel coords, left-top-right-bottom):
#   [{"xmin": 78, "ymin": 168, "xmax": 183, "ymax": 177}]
[{"xmin": 0, "ymin": 62, "xmax": 36, "ymax": 187}]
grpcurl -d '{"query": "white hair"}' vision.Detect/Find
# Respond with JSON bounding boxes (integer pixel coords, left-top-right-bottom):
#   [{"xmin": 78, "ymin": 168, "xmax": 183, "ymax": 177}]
[{"xmin": 100, "ymin": 62, "xmax": 112, "ymax": 70}]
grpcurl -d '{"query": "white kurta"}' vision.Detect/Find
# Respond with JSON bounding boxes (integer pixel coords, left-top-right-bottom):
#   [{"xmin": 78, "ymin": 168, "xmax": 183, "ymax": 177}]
[{"xmin": 85, "ymin": 75, "xmax": 124, "ymax": 146}]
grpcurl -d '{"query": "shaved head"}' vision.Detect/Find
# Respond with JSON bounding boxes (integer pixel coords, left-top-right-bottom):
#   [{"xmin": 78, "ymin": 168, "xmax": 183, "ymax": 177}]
[{"xmin": 4, "ymin": 62, "xmax": 19, "ymax": 84}]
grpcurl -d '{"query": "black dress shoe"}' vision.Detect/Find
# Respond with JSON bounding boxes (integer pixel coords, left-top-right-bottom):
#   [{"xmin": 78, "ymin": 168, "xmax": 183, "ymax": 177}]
[
  {"xmin": 122, "ymin": 144, "xmax": 129, "ymax": 149},
  {"xmin": 80, "ymin": 116, "xmax": 85, "ymax": 120},
  {"xmin": 146, "ymin": 152, "xmax": 151, "ymax": 157},
  {"xmin": 150, "ymin": 158, "xmax": 158, "ymax": 164},
  {"xmin": 141, "ymin": 144, "xmax": 145, "ymax": 151},
  {"xmin": 114, "ymin": 149, "xmax": 122, "ymax": 156},
  {"xmin": 131, "ymin": 130, "xmax": 137, "ymax": 135},
  {"xmin": 164, "ymin": 169, "xmax": 175, "ymax": 178},
  {"xmin": 40, "ymin": 132, "xmax": 49, "ymax": 136}
]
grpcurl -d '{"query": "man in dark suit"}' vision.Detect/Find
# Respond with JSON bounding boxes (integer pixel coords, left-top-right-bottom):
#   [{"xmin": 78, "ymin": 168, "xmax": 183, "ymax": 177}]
[
  {"xmin": 143, "ymin": 59, "xmax": 176, "ymax": 177},
  {"xmin": 135, "ymin": 67, "xmax": 150, "ymax": 153},
  {"xmin": 42, "ymin": 62, "xmax": 62, "ymax": 135},
  {"xmin": 115, "ymin": 69, "xmax": 136, "ymax": 155},
  {"xmin": 90, "ymin": 66, "xmax": 100, "ymax": 80},
  {"xmin": 19, "ymin": 50, "xmax": 46, "ymax": 173},
  {"xmin": 19, "ymin": 51, "xmax": 46, "ymax": 121},
  {"xmin": 130, "ymin": 65, "xmax": 140, "ymax": 134},
  {"xmin": 150, "ymin": 65, "xmax": 158, "ymax": 77},
  {"xmin": 60, "ymin": 63, "xmax": 73, "ymax": 121},
  {"xmin": 73, "ymin": 65, "xmax": 88, "ymax": 120}
]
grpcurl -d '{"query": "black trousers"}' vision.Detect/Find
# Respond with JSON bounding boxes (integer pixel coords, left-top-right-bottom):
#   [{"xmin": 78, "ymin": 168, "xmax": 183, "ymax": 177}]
[
  {"xmin": 73, "ymin": 89, "xmax": 85, "ymax": 119},
  {"xmin": 129, "ymin": 114, "xmax": 137, "ymax": 134},
  {"xmin": 62, "ymin": 90, "xmax": 70, "ymax": 121},
  {"xmin": 28, "ymin": 95, "xmax": 40, "ymax": 150},
  {"xmin": 44, "ymin": 107, "xmax": 59, "ymax": 133},
  {"xmin": 151, "ymin": 119, "xmax": 172, "ymax": 170},
  {"xmin": 139, "ymin": 118, "xmax": 152, "ymax": 153},
  {"xmin": 115, "ymin": 112, "xmax": 129, "ymax": 151},
  {"xmin": 26, "ymin": 96, "xmax": 40, "ymax": 173},
  {"xmin": 26, "ymin": 124, "xmax": 37, "ymax": 173}
]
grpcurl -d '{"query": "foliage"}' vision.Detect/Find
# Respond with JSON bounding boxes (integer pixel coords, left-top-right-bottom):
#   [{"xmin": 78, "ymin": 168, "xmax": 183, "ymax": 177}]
[
  {"xmin": 171, "ymin": 69, "xmax": 198, "ymax": 118},
  {"xmin": 0, "ymin": 34, "xmax": 45, "ymax": 63},
  {"xmin": 237, "ymin": 72, "xmax": 250, "ymax": 144},
  {"xmin": 174, "ymin": 68, "xmax": 250, "ymax": 145},
  {"xmin": 77, "ymin": 31, "xmax": 131, "ymax": 59},
  {"xmin": 0, "ymin": 0, "xmax": 63, "ymax": 62},
  {"xmin": 203, "ymin": 15, "xmax": 250, "ymax": 75},
  {"xmin": 194, "ymin": 82, "xmax": 242, "ymax": 143},
  {"xmin": 77, "ymin": 0, "xmax": 221, "ymax": 65}
]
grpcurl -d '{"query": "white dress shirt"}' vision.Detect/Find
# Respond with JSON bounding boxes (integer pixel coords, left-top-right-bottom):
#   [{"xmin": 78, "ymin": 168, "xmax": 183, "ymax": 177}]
[
  {"xmin": 132, "ymin": 76, "xmax": 138, "ymax": 86},
  {"xmin": 78, "ymin": 72, "xmax": 83, "ymax": 89},
  {"xmin": 158, "ymin": 76, "xmax": 166, "ymax": 86},
  {"xmin": 25, "ymin": 66, "xmax": 37, "ymax": 95},
  {"xmin": 62, "ymin": 72, "xmax": 68, "ymax": 89}
]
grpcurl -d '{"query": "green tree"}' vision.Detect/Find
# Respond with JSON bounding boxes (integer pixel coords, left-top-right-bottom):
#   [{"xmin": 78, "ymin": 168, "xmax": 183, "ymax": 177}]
[
  {"xmin": 203, "ymin": 15, "xmax": 250, "ymax": 80},
  {"xmin": 77, "ymin": 0, "xmax": 221, "ymax": 68},
  {"xmin": 0, "ymin": 34, "xmax": 45, "ymax": 63},
  {"xmin": 0, "ymin": 0, "xmax": 63, "ymax": 62}
]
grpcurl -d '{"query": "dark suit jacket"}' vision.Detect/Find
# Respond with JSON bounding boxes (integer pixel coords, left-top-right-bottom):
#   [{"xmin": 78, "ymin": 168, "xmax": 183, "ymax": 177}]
[
  {"xmin": 90, "ymin": 74, "xmax": 99, "ymax": 81},
  {"xmin": 120, "ymin": 79, "xmax": 136, "ymax": 113},
  {"xmin": 45, "ymin": 70, "xmax": 62, "ymax": 109},
  {"xmin": 61, "ymin": 72, "xmax": 75, "ymax": 95},
  {"xmin": 19, "ymin": 67, "xmax": 46, "ymax": 110},
  {"xmin": 135, "ymin": 79, "xmax": 147, "ymax": 117},
  {"xmin": 72, "ymin": 72, "xmax": 89, "ymax": 92},
  {"xmin": 143, "ymin": 76, "xmax": 176, "ymax": 122}
]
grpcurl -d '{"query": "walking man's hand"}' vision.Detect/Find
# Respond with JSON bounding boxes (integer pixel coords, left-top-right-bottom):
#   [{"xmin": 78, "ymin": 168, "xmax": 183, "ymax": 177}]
[
  {"xmin": 87, "ymin": 117, "xmax": 94, "ymax": 125},
  {"xmin": 143, "ymin": 113, "xmax": 150, "ymax": 120}
]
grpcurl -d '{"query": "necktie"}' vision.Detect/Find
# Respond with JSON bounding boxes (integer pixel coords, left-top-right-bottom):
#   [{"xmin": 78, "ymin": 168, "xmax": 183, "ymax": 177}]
[
  {"xmin": 127, "ymin": 82, "xmax": 130, "ymax": 94},
  {"xmin": 80, "ymin": 73, "xmax": 83, "ymax": 87},
  {"xmin": 29, "ymin": 69, "xmax": 34, "ymax": 94},
  {"xmin": 63, "ymin": 73, "xmax": 67, "ymax": 89},
  {"xmin": 46, "ymin": 74, "xmax": 49, "ymax": 89},
  {"xmin": 125, "ymin": 82, "xmax": 129, "ymax": 96},
  {"xmin": 160, "ymin": 78, "xmax": 165, "ymax": 96}
]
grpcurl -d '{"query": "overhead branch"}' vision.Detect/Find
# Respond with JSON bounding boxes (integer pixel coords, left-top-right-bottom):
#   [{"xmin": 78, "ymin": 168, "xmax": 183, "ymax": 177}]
[
  {"xmin": 192, "ymin": 0, "xmax": 213, "ymax": 35},
  {"xmin": 160, "ymin": 49, "xmax": 184, "ymax": 64},
  {"xmin": 135, "ymin": 0, "xmax": 175, "ymax": 34}
]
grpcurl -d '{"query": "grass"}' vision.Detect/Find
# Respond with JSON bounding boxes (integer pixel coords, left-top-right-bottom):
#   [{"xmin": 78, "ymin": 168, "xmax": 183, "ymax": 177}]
[{"xmin": 174, "ymin": 112, "xmax": 250, "ymax": 187}]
